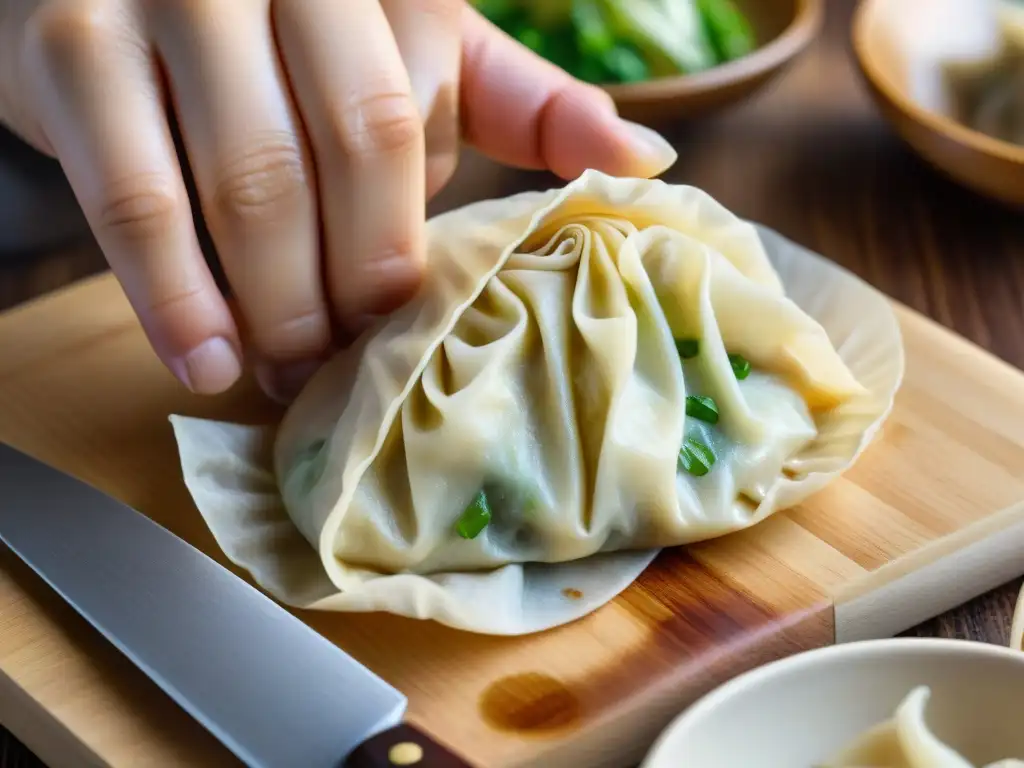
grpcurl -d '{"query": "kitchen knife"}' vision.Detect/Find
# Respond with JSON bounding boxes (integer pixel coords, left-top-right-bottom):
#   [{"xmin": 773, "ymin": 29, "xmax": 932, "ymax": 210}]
[{"xmin": 0, "ymin": 441, "xmax": 472, "ymax": 768}]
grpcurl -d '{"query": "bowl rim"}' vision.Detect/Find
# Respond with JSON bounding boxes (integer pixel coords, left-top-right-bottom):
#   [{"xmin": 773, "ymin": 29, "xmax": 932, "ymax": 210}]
[
  {"xmin": 851, "ymin": 0, "xmax": 1024, "ymax": 164},
  {"xmin": 603, "ymin": 0, "xmax": 825, "ymax": 100},
  {"xmin": 642, "ymin": 637, "xmax": 1024, "ymax": 765}
]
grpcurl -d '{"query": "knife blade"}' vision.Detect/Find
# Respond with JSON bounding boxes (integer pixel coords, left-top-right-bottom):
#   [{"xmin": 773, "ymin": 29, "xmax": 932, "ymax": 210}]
[{"xmin": 0, "ymin": 441, "xmax": 472, "ymax": 768}]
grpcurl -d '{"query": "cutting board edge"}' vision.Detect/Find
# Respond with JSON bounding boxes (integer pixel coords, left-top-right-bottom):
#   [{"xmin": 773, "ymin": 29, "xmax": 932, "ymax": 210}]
[
  {"xmin": 9, "ymin": 270, "xmax": 112, "ymax": 317},
  {"xmin": 0, "ymin": 663, "xmax": 106, "ymax": 768},
  {"xmin": 893, "ymin": 300, "xmax": 1024, "ymax": 380},
  {"xmin": 833, "ymin": 500, "xmax": 1024, "ymax": 642},
  {"xmin": 0, "ymin": 552, "xmax": 240, "ymax": 768},
  {"xmin": 0, "ymin": 278, "xmax": 1021, "ymax": 768},
  {"xmin": 495, "ymin": 600, "xmax": 836, "ymax": 768}
]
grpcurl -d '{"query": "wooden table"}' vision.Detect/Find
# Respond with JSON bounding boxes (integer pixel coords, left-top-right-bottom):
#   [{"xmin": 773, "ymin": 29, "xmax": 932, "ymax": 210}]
[{"xmin": 0, "ymin": 0, "xmax": 1022, "ymax": 764}]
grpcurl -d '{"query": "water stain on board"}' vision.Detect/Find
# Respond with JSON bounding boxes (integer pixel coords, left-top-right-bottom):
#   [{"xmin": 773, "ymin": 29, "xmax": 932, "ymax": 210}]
[
  {"xmin": 479, "ymin": 672, "xmax": 582, "ymax": 734},
  {"xmin": 477, "ymin": 547, "xmax": 832, "ymax": 735}
]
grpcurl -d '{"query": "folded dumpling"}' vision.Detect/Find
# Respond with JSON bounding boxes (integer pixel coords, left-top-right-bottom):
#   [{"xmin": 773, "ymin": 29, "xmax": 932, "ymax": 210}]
[
  {"xmin": 277, "ymin": 170, "xmax": 870, "ymax": 580},
  {"xmin": 822, "ymin": 686, "xmax": 1024, "ymax": 768},
  {"xmin": 171, "ymin": 170, "xmax": 903, "ymax": 634}
]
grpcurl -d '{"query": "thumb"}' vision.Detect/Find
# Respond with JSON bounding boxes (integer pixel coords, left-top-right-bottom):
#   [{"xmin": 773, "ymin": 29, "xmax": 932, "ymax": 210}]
[{"xmin": 459, "ymin": 7, "xmax": 677, "ymax": 180}]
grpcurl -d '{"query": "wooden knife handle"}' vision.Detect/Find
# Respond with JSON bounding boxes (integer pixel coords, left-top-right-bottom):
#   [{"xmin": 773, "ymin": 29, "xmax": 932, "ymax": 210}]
[{"xmin": 343, "ymin": 723, "xmax": 474, "ymax": 768}]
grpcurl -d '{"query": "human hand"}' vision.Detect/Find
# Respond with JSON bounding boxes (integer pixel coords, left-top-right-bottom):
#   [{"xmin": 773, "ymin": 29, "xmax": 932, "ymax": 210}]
[{"xmin": 0, "ymin": 0, "xmax": 678, "ymax": 402}]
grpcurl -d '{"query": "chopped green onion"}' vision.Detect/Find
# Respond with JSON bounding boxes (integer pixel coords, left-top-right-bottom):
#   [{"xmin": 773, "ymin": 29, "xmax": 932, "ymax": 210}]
[
  {"xmin": 455, "ymin": 490, "xmax": 492, "ymax": 539},
  {"xmin": 572, "ymin": 0, "xmax": 615, "ymax": 57},
  {"xmin": 685, "ymin": 394, "xmax": 719, "ymax": 424},
  {"xmin": 600, "ymin": 0, "xmax": 718, "ymax": 75},
  {"xmin": 676, "ymin": 338, "xmax": 700, "ymax": 359},
  {"xmin": 516, "ymin": 27, "xmax": 544, "ymax": 53},
  {"xmin": 679, "ymin": 437, "xmax": 716, "ymax": 477},
  {"xmin": 288, "ymin": 440, "xmax": 329, "ymax": 496},
  {"xmin": 544, "ymin": 24, "xmax": 584, "ymax": 73},
  {"xmin": 471, "ymin": 0, "xmax": 517, "ymax": 24},
  {"xmin": 574, "ymin": 54, "xmax": 611, "ymax": 85},
  {"xmin": 728, "ymin": 353, "xmax": 751, "ymax": 380},
  {"xmin": 522, "ymin": 490, "xmax": 542, "ymax": 517},
  {"xmin": 472, "ymin": 0, "xmax": 757, "ymax": 84},
  {"xmin": 697, "ymin": 0, "xmax": 756, "ymax": 62},
  {"xmin": 600, "ymin": 43, "xmax": 650, "ymax": 83}
]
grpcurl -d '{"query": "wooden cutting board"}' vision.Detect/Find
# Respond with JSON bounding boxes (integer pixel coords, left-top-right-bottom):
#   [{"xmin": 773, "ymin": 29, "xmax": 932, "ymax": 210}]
[{"xmin": 1, "ymin": 272, "xmax": 1024, "ymax": 768}]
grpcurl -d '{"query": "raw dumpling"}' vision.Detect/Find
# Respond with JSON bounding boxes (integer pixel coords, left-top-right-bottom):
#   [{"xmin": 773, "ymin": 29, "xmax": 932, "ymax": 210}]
[
  {"xmin": 822, "ymin": 686, "xmax": 1024, "ymax": 768},
  {"xmin": 276, "ymin": 170, "xmax": 872, "ymax": 578},
  {"xmin": 171, "ymin": 170, "xmax": 903, "ymax": 634}
]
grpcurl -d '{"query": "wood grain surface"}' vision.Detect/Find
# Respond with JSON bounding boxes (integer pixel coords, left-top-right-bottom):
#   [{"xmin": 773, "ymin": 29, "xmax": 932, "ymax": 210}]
[{"xmin": 0, "ymin": 0, "xmax": 1022, "ymax": 765}]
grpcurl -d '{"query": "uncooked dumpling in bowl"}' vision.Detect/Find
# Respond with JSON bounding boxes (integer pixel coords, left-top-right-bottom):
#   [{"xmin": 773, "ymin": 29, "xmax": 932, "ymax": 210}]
[
  {"xmin": 823, "ymin": 686, "xmax": 1024, "ymax": 768},
  {"xmin": 171, "ymin": 170, "xmax": 904, "ymax": 635}
]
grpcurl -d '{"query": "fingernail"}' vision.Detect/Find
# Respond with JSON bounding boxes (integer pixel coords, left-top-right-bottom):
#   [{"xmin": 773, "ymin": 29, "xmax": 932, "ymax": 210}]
[
  {"xmin": 254, "ymin": 358, "xmax": 324, "ymax": 405},
  {"xmin": 172, "ymin": 337, "xmax": 242, "ymax": 395},
  {"xmin": 618, "ymin": 119, "xmax": 678, "ymax": 175}
]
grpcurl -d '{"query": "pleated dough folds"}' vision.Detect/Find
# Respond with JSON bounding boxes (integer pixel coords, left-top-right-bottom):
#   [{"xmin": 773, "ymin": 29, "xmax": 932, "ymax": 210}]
[{"xmin": 171, "ymin": 171, "xmax": 904, "ymax": 634}]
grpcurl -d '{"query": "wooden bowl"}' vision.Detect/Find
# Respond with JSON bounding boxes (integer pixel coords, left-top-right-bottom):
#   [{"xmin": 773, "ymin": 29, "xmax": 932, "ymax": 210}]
[
  {"xmin": 641, "ymin": 638, "xmax": 1024, "ymax": 768},
  {"xmin": 853, "ymin": 0, "xmax": 1024, "ymax": 207},
  {"xmin": 605, "ymin": 0, "xmax": 824, "ymax": 125}
]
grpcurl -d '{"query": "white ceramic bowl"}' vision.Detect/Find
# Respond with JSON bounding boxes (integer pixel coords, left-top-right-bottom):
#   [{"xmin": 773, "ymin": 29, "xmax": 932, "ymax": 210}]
[{"xmin": 641, "ymin": 638, "xmax": 1024, "ymax": 768}]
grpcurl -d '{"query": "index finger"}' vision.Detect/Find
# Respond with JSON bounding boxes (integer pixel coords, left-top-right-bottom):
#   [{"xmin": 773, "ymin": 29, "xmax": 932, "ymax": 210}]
[{"xmin": 460, "ymin": 7, "xmax": 678, "ymax": 181}]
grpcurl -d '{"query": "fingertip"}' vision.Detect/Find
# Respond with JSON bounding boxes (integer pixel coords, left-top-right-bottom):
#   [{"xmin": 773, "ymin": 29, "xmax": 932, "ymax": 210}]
[
  {"xmin": 614, "ymin": 119, "xmax": 679, "ymax": 177},
  {"xmin": 540, "ymin": 86, "xmax": 678, "ymax": 180},
  {"xmin": 328, "ymin": 243, "xmax": 425, "ymax": 333},
  {"xmin": 128, "ymin": 277, "xmax": 245, "ymax": 396},
  {"xmin": 360, "ymin": 251, "xmax": 425, "ymax": 316},
  {"xmin": 426, "ymin": 150, "xmax": 459, "ymax": 199},
  {"xmin": 169, "ymin": 335, "xmax": 243, "ymax": 395},
  {"xmin": 460, "ymin": 11, "xmax": 679, "ymax": 181},
  {"xmin": 254, "ymin": 357, "xmax": 323, "ymax": 404}
]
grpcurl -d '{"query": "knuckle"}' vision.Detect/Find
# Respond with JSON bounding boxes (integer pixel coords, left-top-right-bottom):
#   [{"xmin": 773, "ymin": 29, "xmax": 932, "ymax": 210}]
[
  {"xmin": 144, "ymin": 284, "xmax": 206, "ymax": 321},
  {"xmin": 97, "ymin": 175, "xmax": 182, "ymax": 243},
  {"xmin": 212, "ymin": 138, "xmax": 309, "ymax": 225},
  {"xmin": 332, "ymin": 89, "xmax": 422, "ymax": 159},
  {"xmin": 164, "ymin": 0, "xmax": 218, "ymax": 25},
  {"xmin": 139, "ymin": 284, "xmax": 226, "ymax": 361},
  {"xmin": 26, "ymin": 5, "xmax": 99, "ymax": 54},
  {"xmin": 414, "ymin": 0, "xmax": 463, "ymax": 26},
  {"xmin": 25, "ymin": 2, "xmax": 124, "ymax": 61}
]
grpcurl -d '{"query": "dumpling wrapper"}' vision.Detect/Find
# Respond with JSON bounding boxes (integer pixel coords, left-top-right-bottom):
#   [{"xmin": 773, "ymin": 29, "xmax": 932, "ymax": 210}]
[
  {"xmin": 1010, "ymin": 580, "xmax": 1024, "ymax": 652},
  {"xmin": 822, "ymin": 686, "xmax": 1024, "ymax": 768},
  {"xmin": 170, "ymin": 170, "xmax": 903, "ymax": 636}
]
